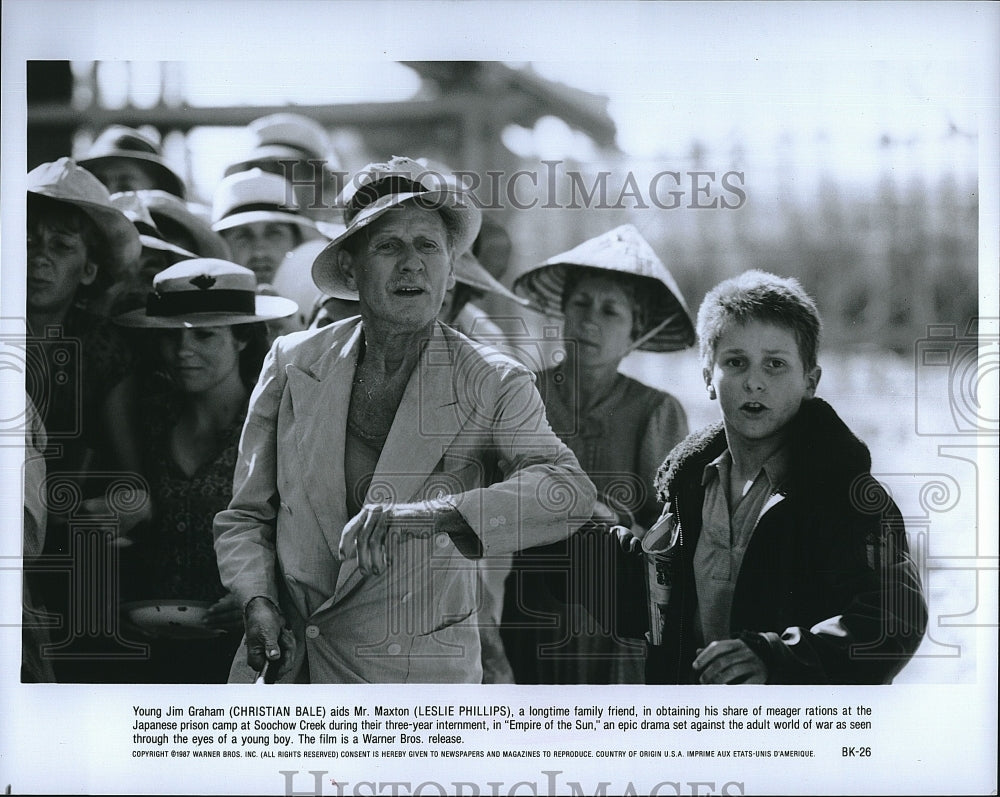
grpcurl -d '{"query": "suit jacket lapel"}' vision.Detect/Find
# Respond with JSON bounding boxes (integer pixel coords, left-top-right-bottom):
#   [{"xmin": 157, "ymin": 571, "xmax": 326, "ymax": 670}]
[
  {"xmin": 331, "ymin": 324, "xmax": 467, "ymax": 604},
  {"xmin": 287, "ymin": 321, "xmax": 362, "ymax": 575}
]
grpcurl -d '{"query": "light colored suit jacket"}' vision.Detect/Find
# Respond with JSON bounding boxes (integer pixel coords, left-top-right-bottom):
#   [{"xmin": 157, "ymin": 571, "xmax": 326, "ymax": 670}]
[{"xmin": 214, "ymin": 318, "xmax": 596, "ymax": 683}]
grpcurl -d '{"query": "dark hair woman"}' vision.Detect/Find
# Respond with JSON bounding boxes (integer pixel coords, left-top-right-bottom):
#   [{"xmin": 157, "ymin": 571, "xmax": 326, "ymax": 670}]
[{"xmin": 110, "ymin": 259, "xmax": 295, "ymax": 682}]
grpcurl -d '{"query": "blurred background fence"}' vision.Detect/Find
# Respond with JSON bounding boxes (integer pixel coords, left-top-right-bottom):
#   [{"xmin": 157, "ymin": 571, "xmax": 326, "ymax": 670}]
[{"xmin": 26, "ymin": 60, "xmax": 980, "ymax": 354}]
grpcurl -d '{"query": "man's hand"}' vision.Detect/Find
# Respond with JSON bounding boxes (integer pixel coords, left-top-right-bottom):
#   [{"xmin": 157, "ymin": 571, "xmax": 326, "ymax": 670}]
[
  {"xmin": 693, "ymin": 639, "xmax": 768, "ymax": 684},
  {"xmin": 611, "ymin": 524, "xmax": 644, "ymax": 554},
  {"xmin": 338, "ymin": 501, "xmax": 441, "ymax": 574},
  {"xmin": 244, "ymin": 596, "xmax": 291, "ymax": 676}
]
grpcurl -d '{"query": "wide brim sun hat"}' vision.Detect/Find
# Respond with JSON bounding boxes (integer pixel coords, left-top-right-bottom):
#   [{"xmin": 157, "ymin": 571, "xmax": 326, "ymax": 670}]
[
  {"xmin": 211, "ymin": 168, "xmax": 319, "ymax": 234},
  {"xmin": 27, "ymin": 157, "xmax": 142, "ymax": 281},
  {"xmin": 114, "ymin": 258, "xmax": 297, "ymax": 329},
  {"xmin": 135, "ymin": 189, "xmax": 232, "ymax": 260},
  {"xmin": 248, "ymin": 113, "xmax": 331, "ymax": 160},
  {"xmin": 225, "ymin": 112, "xmax": 340, "ymax": 176},
  {"xmin": 224, "ymin": 144, "xmax": 321, "ymax": 178},
  {"xmin": 110, "ymin": 191, "xmax": 197, "ymax": 261},
  {"xmin": 78, "ymin": 125, "xmax": 186, "ymax": 198},
  {"xmin": 513, "ymin": 224, "xmax": 695, "ymax": 353},
  {"xmin": 310, "ymin": 156, "xmax": 482, "ymax": 299}
]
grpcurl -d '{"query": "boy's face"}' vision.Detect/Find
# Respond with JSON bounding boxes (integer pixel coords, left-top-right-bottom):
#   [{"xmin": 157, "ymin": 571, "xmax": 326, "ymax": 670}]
[{"xmin": 704, "ymin": 319, "xmax": 821, "ymax": 450}]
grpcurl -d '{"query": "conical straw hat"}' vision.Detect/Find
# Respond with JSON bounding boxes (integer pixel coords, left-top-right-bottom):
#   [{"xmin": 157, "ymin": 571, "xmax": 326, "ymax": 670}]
[
  {"xmin": 454, "ymin": 251, "xmax": 527, "ymax": 306},
  {"xmin": 513, "ymin": 224, "xmax": 695, "ymax": 352}
]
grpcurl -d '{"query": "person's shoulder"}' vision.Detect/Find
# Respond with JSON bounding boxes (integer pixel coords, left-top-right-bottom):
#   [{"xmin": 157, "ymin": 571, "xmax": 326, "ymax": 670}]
[
  {"xmin": 654, "ymin": 419, "xmax": 726, "ymax": 499},
  {"xmin": 272, "ymin": 316, "xmax": 360, "ymax": 359},
  {"xmin": 781, "ymin": 397, "xmax": 889, "ymax": 517},
  {"xmin": 788, "ymin": 397, "xmax": 873, "ymax": 474},
  {"xmin": 440, "ymin": 322, "xmax": 531, "ymax": 381}
]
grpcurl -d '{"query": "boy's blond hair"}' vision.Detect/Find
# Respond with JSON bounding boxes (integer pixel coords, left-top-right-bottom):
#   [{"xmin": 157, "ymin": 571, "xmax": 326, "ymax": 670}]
[{"xmin": 697, "ymin": 270, "xmax": 822, "ymax": 371}]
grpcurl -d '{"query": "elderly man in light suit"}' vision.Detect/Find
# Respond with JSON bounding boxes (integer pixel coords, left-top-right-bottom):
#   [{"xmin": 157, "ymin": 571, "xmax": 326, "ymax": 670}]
[{"xmin": 214, "ymin": 158, "xmax": 596, "ymax": 683}]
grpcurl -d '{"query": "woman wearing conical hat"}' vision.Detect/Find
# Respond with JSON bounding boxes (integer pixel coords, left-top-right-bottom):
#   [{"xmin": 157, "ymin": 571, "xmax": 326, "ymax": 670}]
[{"xmin": 502, "ymin": 224, "xmax": 695, "ymax": 684}]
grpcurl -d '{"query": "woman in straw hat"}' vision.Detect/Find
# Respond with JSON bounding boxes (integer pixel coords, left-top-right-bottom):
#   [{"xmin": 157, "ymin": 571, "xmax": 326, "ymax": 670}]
[
  {"xmin": 213, "ymin": 156, "xmax": 595, "ymax": 684},
  {"xmin": 79, "ymin": 125, "xmax": 186, "ymax": 198},
  {"xmin": 25, "ymin": 158, "xmax": 149, "ymax": 680},
  {"xmin": 502, "ymin": 223, "xmax": 694, "ymax": 684},
  {"xmin": 111, "ymin": 259, "xmax": 296, "ymax": 682},
  {"xmin": 211, "ymin": 168, "xmax": 320, "ymax": 287}
]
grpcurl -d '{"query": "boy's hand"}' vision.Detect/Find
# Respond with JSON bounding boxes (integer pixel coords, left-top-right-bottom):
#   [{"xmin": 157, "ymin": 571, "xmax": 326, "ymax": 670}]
[{"xmin": 693, "ymin": 639, "xmax": 768, "ymax": 684}]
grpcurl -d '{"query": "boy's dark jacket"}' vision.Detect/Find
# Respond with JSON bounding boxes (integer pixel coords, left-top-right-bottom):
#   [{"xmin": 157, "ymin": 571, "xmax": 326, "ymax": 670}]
[{"xmin": 646, "ymin": 397, "xmax": 927, "ymax": 684}]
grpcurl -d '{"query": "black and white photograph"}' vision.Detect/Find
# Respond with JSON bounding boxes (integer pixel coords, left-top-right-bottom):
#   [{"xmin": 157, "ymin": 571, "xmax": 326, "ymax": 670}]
[{"xmin": 1, "ymin": 1, "xmax": 997, "ymax": 794}]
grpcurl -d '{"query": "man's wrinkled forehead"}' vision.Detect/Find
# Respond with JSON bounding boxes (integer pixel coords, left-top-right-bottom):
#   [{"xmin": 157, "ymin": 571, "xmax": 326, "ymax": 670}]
[{"xmin": 363, "ymin": 203, "xmax": 449, "ymax": 241}]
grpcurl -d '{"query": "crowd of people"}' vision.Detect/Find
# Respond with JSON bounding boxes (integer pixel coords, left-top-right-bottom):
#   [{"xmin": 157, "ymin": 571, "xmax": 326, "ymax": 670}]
[{"xmin": 21, "ymin": 113, "xmax": 927, "ymax": 685}]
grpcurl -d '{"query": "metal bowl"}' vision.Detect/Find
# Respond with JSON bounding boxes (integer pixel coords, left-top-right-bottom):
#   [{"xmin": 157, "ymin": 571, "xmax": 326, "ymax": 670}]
[{"xmin": 122, "ymin": 599, "xmax": 226, "ymax": 640}]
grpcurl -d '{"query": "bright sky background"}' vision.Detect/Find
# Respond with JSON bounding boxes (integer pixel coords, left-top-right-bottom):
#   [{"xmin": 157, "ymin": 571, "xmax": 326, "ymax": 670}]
[{"xmin": 80, "ymin": 55, "xmax": 982, "ymax": 204}]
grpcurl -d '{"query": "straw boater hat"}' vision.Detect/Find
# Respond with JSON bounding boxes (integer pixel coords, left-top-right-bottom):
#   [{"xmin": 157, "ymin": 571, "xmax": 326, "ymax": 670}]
[
  {"xmin": 211, "ymin": 168, "xmax": 319, "ymax": 235},
  {"xmin": 27, "ymin": 157, "xmax": 142, "ymax": 282},
  {"xmin": 513, "ymin": 224, "xmax": 695, "ymax": 353},
  {"xmin": 224, "ymin": 112, "xmax": 340, "ymax": 176},
  {"xmin": 114, "ymin": 259, "xmax": 297, "ymax": 329},
  {"xmin": 311, "ymin": 156, "xmax": 482, "ymax": 298},
  {"xmin": 78, "ymin": 125, "xmax": 186, "ymax": 198},
  {"xmin": 134, "ymin": 189, "xmax": 232, "ymax": 260},
  {"xmin": 110, "ymin": 192, "xmax": 196, "ymax": 262}
]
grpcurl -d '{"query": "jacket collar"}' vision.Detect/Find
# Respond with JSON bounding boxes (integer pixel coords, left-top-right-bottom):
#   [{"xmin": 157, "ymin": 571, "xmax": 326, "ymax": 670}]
[{"xmin": 655, "ymin": 397, "xmax": 873, "ymax": 504}]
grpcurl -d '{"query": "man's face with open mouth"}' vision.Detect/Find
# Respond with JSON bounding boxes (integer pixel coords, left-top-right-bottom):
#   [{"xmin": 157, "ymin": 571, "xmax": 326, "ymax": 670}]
[
  {"xmin": 344, "ymin": 203, "xmax": 455, "ymax": 331},
  {"xmin": 704, "ymin": 319, "xmax": 821, "ymax": 450}
]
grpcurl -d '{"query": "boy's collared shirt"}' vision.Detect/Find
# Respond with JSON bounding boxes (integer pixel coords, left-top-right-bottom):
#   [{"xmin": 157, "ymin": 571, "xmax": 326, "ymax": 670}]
[{"xmin": 693, "ymin": 445, "xmax": 789, "ymax": 647}]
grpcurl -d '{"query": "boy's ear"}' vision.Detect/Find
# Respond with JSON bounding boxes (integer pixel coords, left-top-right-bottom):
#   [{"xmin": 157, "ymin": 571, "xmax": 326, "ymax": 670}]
[
  {"xmin": 79, "ymin": 259, "xmax": 99, "ymax": 287},
  {"xmin": 805, "ymin": 365, "xmax": 822, "ymax": 397},
  {"xmin": 702, "ymin": 367, "xmax": 716, "ymax": 400},
  {"xmin": 337, "ymin": 250, "xmax": 358, "ymax": 291}
]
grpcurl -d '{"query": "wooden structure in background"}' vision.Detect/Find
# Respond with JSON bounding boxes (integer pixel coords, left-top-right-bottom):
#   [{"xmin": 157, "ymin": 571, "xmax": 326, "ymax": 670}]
[{"xmin": 26, "ymin": 61, "xmax": 617, "ymax": 176}]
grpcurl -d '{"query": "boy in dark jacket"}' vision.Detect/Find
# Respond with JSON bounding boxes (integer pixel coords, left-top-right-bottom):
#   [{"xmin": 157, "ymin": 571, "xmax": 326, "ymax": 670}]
[{"xmin": 644, "ymin": 270, "xmax": 926, "ymax": 684}]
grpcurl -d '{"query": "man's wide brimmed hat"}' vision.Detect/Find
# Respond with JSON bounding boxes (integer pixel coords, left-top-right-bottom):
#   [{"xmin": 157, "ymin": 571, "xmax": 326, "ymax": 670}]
[
  {"xmin": 27, "ymin": 157, "xmax": 142, "ymax": 281},
  {"xmin": 114, "ymin": 259, "xmax": 297, "ymax": 329},
  {"xmin": 513, "ymin": 224, "xmax": 695, "ymax": 352},
  {"xmin": 79, "ymin": 125, "xmax": 186, "ymax": 198},
  {"xmin": 211, "ymin": 168, "xmax": 319, "ymax": 234},
  {"xmin": 311, "ymin": 156, "xmax": 482, "ymax": 298},
  {"xmin": 135, "ymin": 189, "xmax": 232, "ymax": 260}
]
